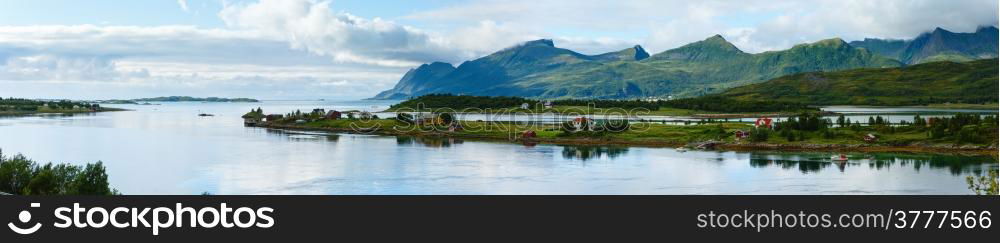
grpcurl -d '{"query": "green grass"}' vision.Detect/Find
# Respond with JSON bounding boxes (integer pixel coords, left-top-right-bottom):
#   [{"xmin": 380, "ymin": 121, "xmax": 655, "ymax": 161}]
[
  {"xmin": 283, "ymin": 118, "xmax": 996, "ymax": 149},
  {"xmin": 921, "ymin": 103, "xmax": 999, "ymax": 110},
  {"xmin": 722, "ymin": 59, "xmax": 999, "ymax": 106},
  {"xmin": 385, "ymin": 105, "xmax": 763, "ymax": 117}
]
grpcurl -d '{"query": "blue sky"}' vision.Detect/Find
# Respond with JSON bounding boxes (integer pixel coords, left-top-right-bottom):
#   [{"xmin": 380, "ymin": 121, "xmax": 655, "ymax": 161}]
[{"xmin": 0, "ymin": 0, "xmax": 996, "ymax": 100}]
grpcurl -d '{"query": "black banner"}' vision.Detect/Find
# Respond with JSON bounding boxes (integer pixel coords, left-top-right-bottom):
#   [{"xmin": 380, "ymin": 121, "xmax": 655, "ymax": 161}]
[{"xmin": 0, "ymin": 196, "xmax": 996, "ymax": 241}]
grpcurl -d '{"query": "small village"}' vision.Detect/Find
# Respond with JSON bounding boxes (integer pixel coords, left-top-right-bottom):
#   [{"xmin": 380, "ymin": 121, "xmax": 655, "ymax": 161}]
[{"xmin": 238, "ymin": 105, "xmax": 995, "ymax": 155}]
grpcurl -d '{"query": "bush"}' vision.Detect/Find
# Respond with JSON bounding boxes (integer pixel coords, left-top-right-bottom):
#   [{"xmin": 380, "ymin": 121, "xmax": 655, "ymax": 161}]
[
  {"xmin": 0, "ymin": 150, "xmax": 116, "ymax": 195},
  {"xmin": 749, "ymin": 127, "xmax": 770, "ymax": 142},
  {"xmin": 438, "ymin": 113, "xmax": 455, "ymax": 125},
  {"xmin": 603, "ymin": 119, "xmax": 630, "ymax": 132}
]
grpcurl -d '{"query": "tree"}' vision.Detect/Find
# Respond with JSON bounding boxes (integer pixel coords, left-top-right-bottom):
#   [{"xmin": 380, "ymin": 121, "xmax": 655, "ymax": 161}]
[
  {"xmin": 24, "ymin": 164, "xmax": 59, "ymax": 195},
  {"xmin": 68, "ymin": 162, "xmax": 112, "ymax": 195},
  {"xmin": 966, "ymin": 169, "xmax": 998, "ymax": 195},
  {"xmin": 604, "ymin": 119, "xmax": 631, "ymax": 132},
  {"xmin": 438, "ymin": 113, "xmax": 455, "ymax": 125},
  {"xmin": 0, "ymin": 153, "xmax": 34, "ymax": 194},
  {"xmin": 913, "ymin": 115, "xmax": 925, "ymax": 127},
  {"xmin": 750, "ymin": 127, "xmax": 770, "ymax": 142},
  {"xmin": 1, "ymin": 151, "xmax": 114, "ymax": 195}
]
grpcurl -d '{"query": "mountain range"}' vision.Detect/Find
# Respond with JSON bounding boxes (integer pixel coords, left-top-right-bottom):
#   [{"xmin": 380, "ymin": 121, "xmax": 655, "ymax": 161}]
[
  {"xmin": 850, "ymin": 26, "xmax": 998, "ymax": 64},
  {"xmin": 372, "ymin": 26, "xmax": 998, "ymax": 100}
]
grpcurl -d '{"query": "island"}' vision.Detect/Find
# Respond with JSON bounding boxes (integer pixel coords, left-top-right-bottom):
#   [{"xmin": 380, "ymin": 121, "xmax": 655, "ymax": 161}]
[
  {"xmin": 0, "ymin": 98, "xmax": 125, "ymax": 115},
  {"xmin": 132, "ymin": 96, "xmax": 259, "ymax": 103},
  {"xmin": 242, "ymin": 103, "xmax": 997, "ymax": 155}
]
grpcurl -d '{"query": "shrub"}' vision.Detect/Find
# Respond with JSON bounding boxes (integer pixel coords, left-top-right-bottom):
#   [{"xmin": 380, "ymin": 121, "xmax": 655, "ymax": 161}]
[
  {"xmin": 749, "ymin": 127, "xmax": 770, "ymax": 142},
  {"xmin": 0, "ymin": 150, "xmax": 116, "ymax": 195}
]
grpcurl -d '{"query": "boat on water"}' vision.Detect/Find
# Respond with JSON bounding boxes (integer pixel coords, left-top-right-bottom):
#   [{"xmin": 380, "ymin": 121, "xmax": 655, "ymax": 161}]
[
  {"xmin": 676, "ymin": 147, "xmax": 688, "ymax": 152},
  {"xmin": 831, "ymin": 154, "xmax": 848, "ymax": 161}
]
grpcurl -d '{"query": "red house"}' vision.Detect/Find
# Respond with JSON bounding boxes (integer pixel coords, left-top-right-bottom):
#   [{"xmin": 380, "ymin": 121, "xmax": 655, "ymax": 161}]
[
  {"xmin": 521, "ymin": 130, "xmax": 537, "ymax": 138},
  {"xmin": 754, "ymin": 117, "xmax": 773, "ymax": 129},
  {"xmin": 863, "ymin": 133, "xmax": 878, "ymax": 142},
  {"xmin": 325, "ymin": 110, "xmax": 342, "ymax": 120},
  {"xmin": 734, "ymin": 130, "xmax": 750, "ymax": 140}
]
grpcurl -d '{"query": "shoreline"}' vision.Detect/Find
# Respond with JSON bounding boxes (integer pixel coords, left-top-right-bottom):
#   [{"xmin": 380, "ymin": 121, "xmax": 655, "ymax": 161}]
[
  {"xmin": 0, "ymin": 107, "xmax": 129, "ymax": 116},
  {"xmin": 258, "ymin": 123, "xmax": 998, "ymax": 156}
]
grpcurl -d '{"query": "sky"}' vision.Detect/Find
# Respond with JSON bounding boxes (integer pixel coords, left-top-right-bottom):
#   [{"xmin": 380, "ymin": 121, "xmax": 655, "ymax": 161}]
[{"xmin": 0, "ymin": 0, "xmax": 997, "ymax": 100}]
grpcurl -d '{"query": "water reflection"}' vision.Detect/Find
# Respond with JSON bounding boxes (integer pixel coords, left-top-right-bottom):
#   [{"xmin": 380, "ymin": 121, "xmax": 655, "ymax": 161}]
[
  {"xmin": 396, "ymin": 136, "xmax": 464, "ymax": 147},
  {"xmin": 264, "ymin": 129, "xmax": 340, "ymax": 142},
  {"xmin": 560, "ymin": 145, "xmax": 629, "ymax": 161},
  {"xmin": 866, "ymin": 153, "xmax": 996, "ymax": 175},
  {"xmin": 750, "ymin": 157, "xmax": 837, "ymax": 173},
  {"xmin": 1, "ymin": 101, "xmax": 995, "ymax": 194},
  {"xmin": 749, "ymin": 152, "xmax": 995, "ymax": 174}
]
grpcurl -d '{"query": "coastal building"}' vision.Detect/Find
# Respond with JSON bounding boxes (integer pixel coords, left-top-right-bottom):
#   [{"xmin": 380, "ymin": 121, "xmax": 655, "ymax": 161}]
[
  {"xmin": 242, "ymin": 111, "xmax": 264, "ymax": 126},
  {"xmin": 734, "ymin": 130, "xmax": 750, "ymax": 140},
  {"xmin": 265, "ymin": 114, "xmax": 284, "ymax": 122},
  {"xmin": 448, "ymin": 122, "xmax": 464, "ymax": 132},
  {"xmin": 243, "ymin": 116, "xmax": 262, "ymax": 126},
  {"xmin": 521, "ymin": 130, "xmax": 537, "ymax": 138},
  {"xmin": 570, "ymin": 117, "xmax": 595, "ymax": 131},
  {"xmin": 325, "ymin": 110, "xmax": 342, "ymax": 120},
  {"xmin": 863, "ymin": 133, "xmax": 878, "ymax": 142},
  {"xmin": 544, "ymin": 101, "xmax": 553, "ymax": 109},
  {"xmin": 754, "ymin": 117, "xmax": 773, "ymax": 129},
  {"xmin": 312, "ymin": 108, "xmax": 326, "ymax": 116},
  {"xmin": 521, "ymin": 103, "xmax": 530, "ymax": 109}
]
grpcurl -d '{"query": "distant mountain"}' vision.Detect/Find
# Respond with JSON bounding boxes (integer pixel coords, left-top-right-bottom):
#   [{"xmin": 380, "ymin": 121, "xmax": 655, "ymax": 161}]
[
  {"xmin": 373, "ymin": 62, "xmax": 455, "ymax": 100},
  {"xmin": 372, "ymin": 39, "xmax": 651, "ymax": 99},
  {"xmin": 132, "ymin": 96, "xmax": 259, "ymax": 102},
  {"xmin": 373, "ymin": 26, "xmax": 994, "ymax": 100},
  {"xmin": 719, "ymin": 58, "xmax": 999, "ymax": 106},
  {"xmin": 851, "ymin": 26, "xmax": 998, "ymax": 64}
]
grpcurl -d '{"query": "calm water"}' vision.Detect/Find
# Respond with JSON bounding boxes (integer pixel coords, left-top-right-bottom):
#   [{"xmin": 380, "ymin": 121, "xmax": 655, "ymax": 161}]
[{"xmin": 0, "ymin": 101, "xmax": 995, "ymax": 195}]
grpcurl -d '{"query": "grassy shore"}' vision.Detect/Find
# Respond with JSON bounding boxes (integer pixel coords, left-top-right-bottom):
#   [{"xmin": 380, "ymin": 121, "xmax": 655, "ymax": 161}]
[
  {"xmin": 0, "ymin": 107, "xmax": 127, "ymax": 116},
  {"xmin": 259, "ymin": 119, "xmax": 997, "ymax": 155},
  {"xmin": 384, "ymin": 105, "xmax": 816, "ymax": 118},
  {"xmin": 919, "ymin": 103, "xmax": 999, "ymax": 110}
]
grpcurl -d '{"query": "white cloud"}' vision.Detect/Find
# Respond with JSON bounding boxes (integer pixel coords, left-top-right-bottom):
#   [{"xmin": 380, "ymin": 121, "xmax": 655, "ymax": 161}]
[
  {"xmin": 177, "ymin": 0, "xmax": 190, "ymax": 13},
  {"xmin": 1, "ymin": 55, "xmax": 148, "ymax": 82},
  {"xmin": 406, "ymin": 0, "xmax": 998, "ymax": 53},
  {"xmin": 0, "ymin": 23, "xmax": 410, "ymax": 99},
  {"xmin": 218, "ymin": 0, "xmax": 463, "ymax": 67},
  {"xmin": 0, "ymin": 0, "xmax": 996, "ymax": 99}
]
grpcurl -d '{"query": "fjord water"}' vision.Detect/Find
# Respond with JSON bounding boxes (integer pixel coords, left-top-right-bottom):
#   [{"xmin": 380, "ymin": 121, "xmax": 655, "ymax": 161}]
[{"xmin": 0, "ymin": 101, "xmax": 995, "ymax": 195}]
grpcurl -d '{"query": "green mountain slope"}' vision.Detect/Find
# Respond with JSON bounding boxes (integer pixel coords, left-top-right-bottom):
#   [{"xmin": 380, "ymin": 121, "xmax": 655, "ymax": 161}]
[
  {"xmin": 372, "ymin": 26, "xmax": 995, "ymax": 100},
  {"xmin": 521, "ymin": 37, "xmax": 901, "ymax": 98},
  {"xmin": 851, "ymin": 26, "xmax": 998, "ymax": 64},
  {"xmin": 372, "ymin": 39, "xmax": 650, "ymax": 99},
  {"xmin": 720, "ymin": 58, "xmax": 999, "ymax": 106}
]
